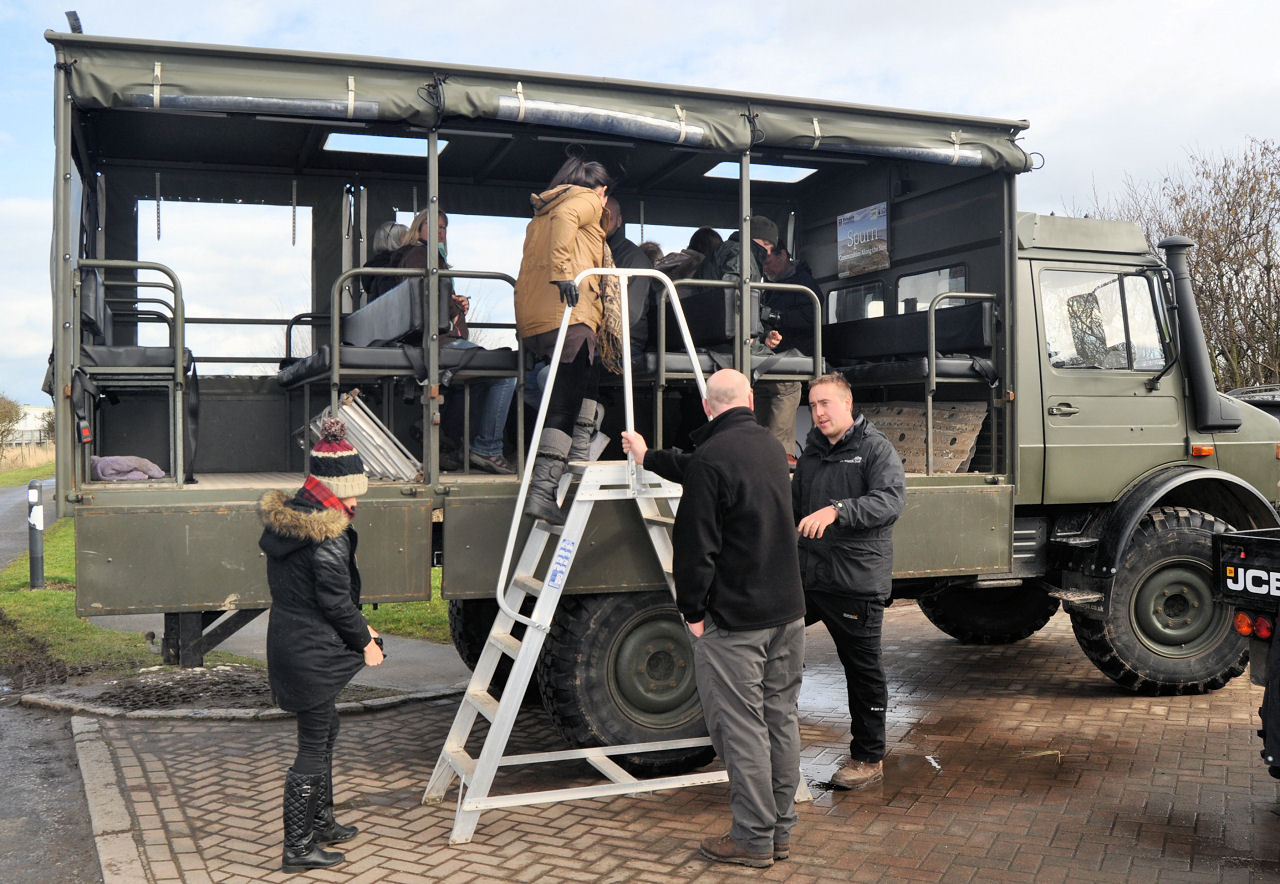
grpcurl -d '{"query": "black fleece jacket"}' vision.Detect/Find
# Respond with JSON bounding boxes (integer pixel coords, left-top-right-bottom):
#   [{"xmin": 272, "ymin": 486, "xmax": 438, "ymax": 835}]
[{"xmin": 642, "ymin": 406, "xmax": 805, "ymax": 630}]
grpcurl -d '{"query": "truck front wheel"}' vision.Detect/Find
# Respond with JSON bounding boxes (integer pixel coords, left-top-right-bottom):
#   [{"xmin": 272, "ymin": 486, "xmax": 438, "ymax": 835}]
[
  {"xmin": 1070, "ymin": 506, "xmax": 1246, "ymax": 694},
  {"xmin": 536, "ymin": 591, "xmax": 716, "ymax": 777},
  {"xmin": 917, "ymin": 584, "xmax": 1060, "ymax": 644}
]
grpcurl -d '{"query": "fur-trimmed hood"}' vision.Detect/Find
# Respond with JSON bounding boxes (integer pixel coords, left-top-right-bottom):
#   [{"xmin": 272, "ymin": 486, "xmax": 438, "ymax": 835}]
[{"xmin": 258, "ymin": 489, "xmax": 349, "ymax": 547}]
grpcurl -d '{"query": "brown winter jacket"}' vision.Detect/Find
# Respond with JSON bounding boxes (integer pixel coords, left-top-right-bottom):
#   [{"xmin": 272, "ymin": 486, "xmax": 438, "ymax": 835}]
[{"xmin": 514, "ymin": 184, "xmax": 606, "ymax": 339}]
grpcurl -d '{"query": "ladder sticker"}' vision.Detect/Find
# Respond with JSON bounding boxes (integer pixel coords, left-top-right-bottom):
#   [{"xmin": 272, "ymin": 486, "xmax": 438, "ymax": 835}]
[{"xmin": 546, "ymin": 539, "xmax": 578, "ymax": 592}]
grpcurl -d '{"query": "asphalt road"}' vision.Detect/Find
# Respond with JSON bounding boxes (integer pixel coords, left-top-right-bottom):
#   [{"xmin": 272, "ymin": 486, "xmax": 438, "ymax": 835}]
[
  {"xmin": 0, "ymin": 704, "xmax": 103, "ymax": 884},
  {"xmin": 1, "ymin": 480, "xmax": 100, "ymax": 882}
]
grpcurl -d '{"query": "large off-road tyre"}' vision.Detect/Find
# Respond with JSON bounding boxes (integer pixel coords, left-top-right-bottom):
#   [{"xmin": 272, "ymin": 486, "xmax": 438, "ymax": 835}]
[
  {"xmin": 536, "ymin": 591, "xmax": 716, "ymax": 777},
  {"xmin": 917, "ymin": 584, "xmax": 1060, "ymax": 644},
  {"xmin": 1069, "ymin": 506, "xmax": 1247, "ymax": 694}
]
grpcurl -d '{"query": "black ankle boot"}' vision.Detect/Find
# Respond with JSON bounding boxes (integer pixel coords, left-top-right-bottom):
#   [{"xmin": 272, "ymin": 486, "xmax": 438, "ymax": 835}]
[
  {"xmin": 312, "ymin": 762, "xmax": 358, "ymax": 846},
  {"xmin": 281, "ymin": 768, "xmax": 344, "ymax": 872}
]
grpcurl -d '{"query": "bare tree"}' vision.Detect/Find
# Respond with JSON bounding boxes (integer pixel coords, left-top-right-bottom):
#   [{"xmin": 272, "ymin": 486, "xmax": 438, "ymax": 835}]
[
  {"xmin": 0, "ymin": 394, "xmax": 22, "ymax": 464},
  {"xmin": 40, "ymin": 410, "xmax": 55, "ymax": 443},
  {"xmin": 1096, "ymin": 139, "xmax": 1280, "ymax": 392}
]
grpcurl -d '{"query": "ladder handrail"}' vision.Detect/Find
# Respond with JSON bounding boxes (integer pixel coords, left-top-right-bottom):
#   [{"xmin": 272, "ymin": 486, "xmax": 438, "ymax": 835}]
[{"xmin": 493, "ymin": 268, "xmax": 707, "ymax": 633}]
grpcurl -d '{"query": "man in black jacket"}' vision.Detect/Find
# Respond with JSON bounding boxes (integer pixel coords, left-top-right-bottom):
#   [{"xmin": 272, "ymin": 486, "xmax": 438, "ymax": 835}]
[
  {"xmin": 793, "ymin": 373, "xmax": 906, "ymax": 790},
  {"xmin": 621, "ymin": 370, "xmax": 805, "ymax": 869}
]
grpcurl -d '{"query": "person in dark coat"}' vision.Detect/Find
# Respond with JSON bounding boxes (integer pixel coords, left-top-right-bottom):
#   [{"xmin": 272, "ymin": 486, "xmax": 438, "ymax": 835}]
[
  {"xmin": 792, "ymin": 372, "xmax": 905, "ymax": 791},
  {"xmin": 621, "ymin": 369, "xmax": 805, "ymax": 869},
  {"xmin": 258, "ymin": 417, "xmax": 384, "ymax": 872},
  {"xmin": 762, "ymin": 245, "xmax": 821, "ymax": 358}
]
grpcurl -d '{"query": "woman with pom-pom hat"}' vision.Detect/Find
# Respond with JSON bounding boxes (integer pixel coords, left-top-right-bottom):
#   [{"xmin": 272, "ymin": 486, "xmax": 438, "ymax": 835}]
[{"xmin": 257, "ymin": 417, "xmax": 384, "ymax": 872}]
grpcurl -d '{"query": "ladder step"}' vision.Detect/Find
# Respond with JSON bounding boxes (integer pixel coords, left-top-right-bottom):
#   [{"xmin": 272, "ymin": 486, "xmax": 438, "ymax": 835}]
[
  {"xmin": 643, "ymin": 513, "xmax": 675, "ymax": 528},
  {"xmin": 487, "ymin": 630, "xmax": 522, "ymax": 659},
  {"xmin": 443, "ymin": 745, "xmax": 477, "ymax": 780},
  {"xmin": 465, "ymin": 688, "xmax": 501, "ymax": 721},
  {"xmin": 511, "ymin": 575, "xmax": 543, "ymax": 598}
]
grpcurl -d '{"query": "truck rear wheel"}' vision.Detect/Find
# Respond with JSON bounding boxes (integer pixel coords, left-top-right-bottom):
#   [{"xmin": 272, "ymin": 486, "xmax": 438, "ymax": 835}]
[
  {"xmin": 917, "ymin": 584, "xmax": 1060, "ymax": 644},
  {"xmin": 1070, "ymin": 506, "xmax": 1246, "ymax": 694},
  {"xmin": 536, "ymin": 591, "xmax": 716, "ymax": 777}
]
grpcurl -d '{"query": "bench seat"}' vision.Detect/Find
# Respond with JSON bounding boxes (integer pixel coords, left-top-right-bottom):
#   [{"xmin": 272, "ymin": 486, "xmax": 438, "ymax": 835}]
[
  {"xmin": 81, "ymin": 344, "xmax": 193, "ymax": 373},
  {"xmin": 840, "ymin": 355, "xmax": 996, "ymax": 386},
  {"xmin": 634, "ymin": 350, "xmax": 819, "ymax": 378},
  {"xmin": 277, "ymin": 344, "xmax": 519, "ymax": 389}
]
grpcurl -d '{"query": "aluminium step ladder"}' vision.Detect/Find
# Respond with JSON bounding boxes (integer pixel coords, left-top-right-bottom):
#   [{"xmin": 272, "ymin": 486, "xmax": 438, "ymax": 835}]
[{"xmin": 423, "ymin": 267, "xmax": 731, "ymax": 844}]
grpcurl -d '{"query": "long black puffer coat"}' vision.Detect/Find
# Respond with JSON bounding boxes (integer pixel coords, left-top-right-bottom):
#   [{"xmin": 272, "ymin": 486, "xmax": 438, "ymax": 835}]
[{"xmin": 259, "ymin": 489, "xmax": 369, "ymax": 712}]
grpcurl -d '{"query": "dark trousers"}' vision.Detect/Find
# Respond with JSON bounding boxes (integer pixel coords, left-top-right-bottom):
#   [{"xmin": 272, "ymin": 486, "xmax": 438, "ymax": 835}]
[
  {"xmin": 293, "ymin": 701, "xmax": 340, "ymax": 773},
  {"xmin": 805, "ymin": 591, "xmax": 887, "ymax": 763}
]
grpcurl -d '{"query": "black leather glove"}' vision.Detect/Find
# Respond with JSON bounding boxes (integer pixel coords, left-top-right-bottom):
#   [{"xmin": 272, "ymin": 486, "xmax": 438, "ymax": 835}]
[{"xmin": 553, "ymin": 280, "xmax": 580, "ymax": 308}]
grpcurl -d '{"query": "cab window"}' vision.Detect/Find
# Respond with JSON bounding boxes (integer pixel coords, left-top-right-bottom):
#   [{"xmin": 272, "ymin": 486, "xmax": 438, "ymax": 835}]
[{"xmin": 1041, "ymin": 269, "xmax": 1169, "ymax": 370}]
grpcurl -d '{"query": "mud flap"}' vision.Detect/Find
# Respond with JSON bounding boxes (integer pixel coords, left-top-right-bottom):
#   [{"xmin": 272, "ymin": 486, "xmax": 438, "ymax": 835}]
[{"xmin": 1260, "ymin": 634, "xmax": 1280, "ymax": 773}]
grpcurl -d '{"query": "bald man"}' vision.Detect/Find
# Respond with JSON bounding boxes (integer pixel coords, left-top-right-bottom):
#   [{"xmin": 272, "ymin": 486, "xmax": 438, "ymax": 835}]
[{"xmin": 621, "ymin": 370, "xmax": 805, "ymax": 869}]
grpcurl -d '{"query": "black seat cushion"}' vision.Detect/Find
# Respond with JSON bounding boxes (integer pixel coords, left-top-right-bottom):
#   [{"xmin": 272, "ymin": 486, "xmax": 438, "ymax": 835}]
[
  {"xmin": 635, "ymin": 350, "xmax": 818, "ymax": 377},
  {"xmin": 841, "ymin": 356, "xmax": 996, "ymax": 385},
  {"xmin": 81, "ymin": 345, "xmax": 193, "ymax": 373},
  {"xmin": 277, "ymin": 344, "xmax": 519, "ymax": 389}
]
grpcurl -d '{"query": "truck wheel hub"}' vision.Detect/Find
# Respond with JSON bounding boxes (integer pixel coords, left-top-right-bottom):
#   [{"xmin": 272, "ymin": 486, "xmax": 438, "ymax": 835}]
[
  {"xmin": 608, "ymin": 614, "xmax": 698, "ymax": 722},
  {"xmin": 1130, "ymin": 563, "xmax": 1224, "ymax": 658}
]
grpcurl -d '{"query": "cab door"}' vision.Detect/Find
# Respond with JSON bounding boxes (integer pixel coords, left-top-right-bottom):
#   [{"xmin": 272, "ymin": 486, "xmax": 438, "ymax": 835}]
[{"xmin": 1036, "ymin": 266, "xmax": 1186, "ymax": 503}]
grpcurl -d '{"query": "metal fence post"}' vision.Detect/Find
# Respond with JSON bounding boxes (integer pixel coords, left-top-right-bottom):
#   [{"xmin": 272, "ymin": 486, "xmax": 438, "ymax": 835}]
[{"xmin": 27, "ymin": 480, "xmax": 45, "ymax": 589}]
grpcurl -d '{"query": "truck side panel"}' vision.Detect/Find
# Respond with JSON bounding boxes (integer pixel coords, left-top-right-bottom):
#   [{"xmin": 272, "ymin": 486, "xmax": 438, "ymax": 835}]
[{"xmin": 75, "ymin": 496, "xmax": 433, "ymax": 615}]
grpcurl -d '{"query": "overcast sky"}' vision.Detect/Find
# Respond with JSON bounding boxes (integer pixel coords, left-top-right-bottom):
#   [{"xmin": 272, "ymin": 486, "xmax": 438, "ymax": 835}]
[{"xmin": 3, "ymin": 0, "xmax": 1279, "ymax": 404}]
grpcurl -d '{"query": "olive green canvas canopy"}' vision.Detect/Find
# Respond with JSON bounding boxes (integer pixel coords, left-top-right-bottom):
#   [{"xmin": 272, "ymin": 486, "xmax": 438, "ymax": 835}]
[{"xmin": 47, "ymin": 30, "xmax": 1031, "ymax": 173}]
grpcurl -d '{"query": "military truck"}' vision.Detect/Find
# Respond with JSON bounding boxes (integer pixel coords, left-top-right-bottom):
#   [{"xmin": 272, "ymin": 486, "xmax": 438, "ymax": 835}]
[{"xmin": 46, "ymin": 29, "xmax": 1280, "ymax": 775}]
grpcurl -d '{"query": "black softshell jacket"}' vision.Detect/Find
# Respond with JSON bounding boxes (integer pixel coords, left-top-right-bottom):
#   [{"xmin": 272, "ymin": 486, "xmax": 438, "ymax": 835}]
[{"xmin": 792, "ymin": 417, "xmax": 906, "ymax": 601}]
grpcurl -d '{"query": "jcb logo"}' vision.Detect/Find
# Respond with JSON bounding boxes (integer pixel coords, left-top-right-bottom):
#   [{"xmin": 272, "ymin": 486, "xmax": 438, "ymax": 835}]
[{"xmin": 1224, "ymin": 565, "xmax": 1280, "ymax": 596}]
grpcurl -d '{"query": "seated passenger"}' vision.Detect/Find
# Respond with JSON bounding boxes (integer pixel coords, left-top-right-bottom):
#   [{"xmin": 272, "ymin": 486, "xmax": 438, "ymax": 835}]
[
  {"xmin": 762, "ymin": 245, "xmax": 820, "ymax": 358},
  {"xmin": 361, "ymin": 221, "xmax": 408, "ymax": 303},
  {"xmin": 713, "ymin": 216, "xmax": 804, "ymax": 462},
  {"xmin": 604, "ymin": 196, "xmax": 658, "ymax": 365},
  {"xmin": 687, "ymin": 227, "xmax": 723, "ymax": 267},
  {"xmin": 394, "ymin": 209, "xmax": 517, "ymax": 474}
]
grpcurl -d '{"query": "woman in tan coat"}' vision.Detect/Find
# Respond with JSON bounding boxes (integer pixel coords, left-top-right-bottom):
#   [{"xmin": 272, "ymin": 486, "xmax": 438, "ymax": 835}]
[{"xmin": 515, "ymin": 156, "xmax": 612, "ymax": 524}]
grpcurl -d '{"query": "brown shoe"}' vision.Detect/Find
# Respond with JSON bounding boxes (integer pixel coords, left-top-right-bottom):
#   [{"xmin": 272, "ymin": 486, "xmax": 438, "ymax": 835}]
[
  {"xmin": 773, "ymin": 838, "xmax": 790, "ymax": 860},
  {"xmin": 831, "ymin": 759, "xmax": 883, "ymax": 790},
  {"xmin": 700, "ymin": 833, "xmax": 773, "ymax": 868}
]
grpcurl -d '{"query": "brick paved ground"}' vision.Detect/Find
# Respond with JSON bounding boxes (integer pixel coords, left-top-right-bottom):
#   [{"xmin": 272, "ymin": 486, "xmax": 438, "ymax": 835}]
[{"xmin": 88, "ymin": 605, "xmax": 1280, "ymax": 882}]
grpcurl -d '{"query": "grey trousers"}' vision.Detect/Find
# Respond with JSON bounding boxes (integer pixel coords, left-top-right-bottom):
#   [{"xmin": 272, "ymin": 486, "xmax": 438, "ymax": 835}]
[
  {"xmin": 693, "ymin": 617, "xmax": 805, "ymax": 852},
  {"xmin": 753, "ymin": 381, "xmax": 802, "ymax": 457}
]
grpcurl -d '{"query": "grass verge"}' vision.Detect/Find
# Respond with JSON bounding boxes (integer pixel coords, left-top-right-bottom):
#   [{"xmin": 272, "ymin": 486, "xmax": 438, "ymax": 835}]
[
  {"xmin": 365, "ymin": 569, "xmax": 451, "ymax": 644},
  {"xmin": 0, "ymin": 518, "xmax": 451, "ymax": 692},
  {"xmin": 0, "ymin": 462, "xmax": 56, "ymax": 489}
]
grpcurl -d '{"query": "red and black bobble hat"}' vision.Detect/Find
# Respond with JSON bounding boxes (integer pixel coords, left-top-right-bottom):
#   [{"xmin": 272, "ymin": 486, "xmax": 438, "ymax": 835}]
[{"xmin": 310, "ymin": 417, "xmax": 368, "ymax": 498}]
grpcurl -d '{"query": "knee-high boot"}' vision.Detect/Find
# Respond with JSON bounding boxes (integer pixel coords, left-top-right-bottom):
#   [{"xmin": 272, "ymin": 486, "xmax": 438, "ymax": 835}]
[
  {"xmin": 312, "ymin": 756, "xmax": 358, "ymax": 846},
  {"xmin": 524, "ymin": 428, "xmax": 570, "ymax": 526},
  {"xmin": 567, "ymin": 399, "xmax": 607, "ymax": 463},
  {"xmin": 282, "ymin": 768, "xmax": 344, "ymax": 871}
]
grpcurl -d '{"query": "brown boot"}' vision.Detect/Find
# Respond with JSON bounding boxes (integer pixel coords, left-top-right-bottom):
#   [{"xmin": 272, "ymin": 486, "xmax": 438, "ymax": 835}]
[
  {"xmin": 699, "ymin": 832, "xmax": 773, "ymax": 868},
  {"xmin": 831, "ymin": 759, "xmax": 883, "ymax": 790}
]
